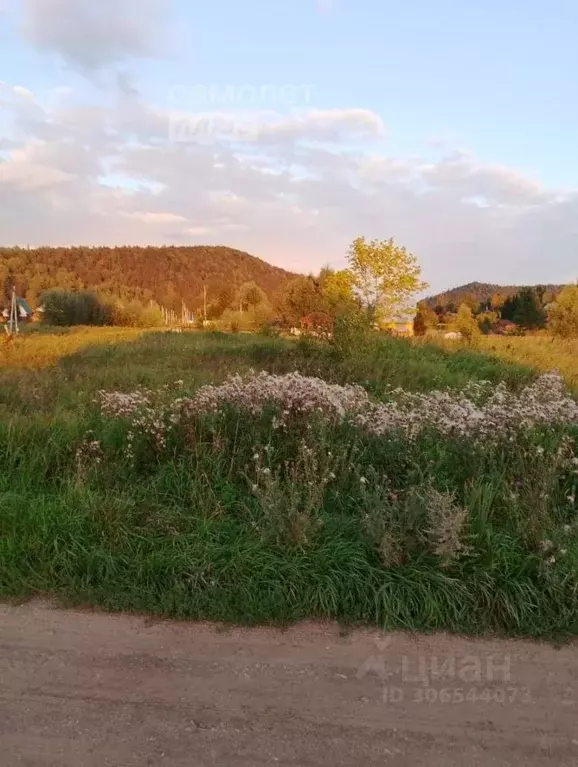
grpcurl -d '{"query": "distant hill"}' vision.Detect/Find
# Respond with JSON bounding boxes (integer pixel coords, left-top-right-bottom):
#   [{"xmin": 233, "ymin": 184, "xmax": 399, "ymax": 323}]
[
  {"xmin": 0, "ymin": 245, "xmax": 298, "ymax": 313},
  {"xmin": 423, "ymin": 281, "xmax": 565, "ymax": 309}
]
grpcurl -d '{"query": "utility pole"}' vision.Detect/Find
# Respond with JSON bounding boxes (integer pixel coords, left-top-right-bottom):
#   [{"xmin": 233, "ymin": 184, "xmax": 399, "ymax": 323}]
[
  {"xmin": 8, "ymin": 286, "xmax": 18, "ymax": 335},
  {"xmin": 203, "ymin": 284, "xmax": 207, "ymax": 324}
]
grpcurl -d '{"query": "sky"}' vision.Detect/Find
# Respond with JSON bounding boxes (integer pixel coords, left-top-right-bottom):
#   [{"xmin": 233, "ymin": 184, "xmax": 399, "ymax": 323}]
[{"xmin": 0, "ymin": 0, "xmax": 576, "ymax": 291}]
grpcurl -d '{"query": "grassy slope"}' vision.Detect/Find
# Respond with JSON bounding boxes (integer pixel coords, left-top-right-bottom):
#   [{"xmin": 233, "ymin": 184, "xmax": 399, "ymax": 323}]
[
  {"xmin": 477, "ymin": 335, "xmax": 578, "ymax": 393},
  {"xmin": 0, "ymin": 330, "xmax": 576, "ymax": 637}
]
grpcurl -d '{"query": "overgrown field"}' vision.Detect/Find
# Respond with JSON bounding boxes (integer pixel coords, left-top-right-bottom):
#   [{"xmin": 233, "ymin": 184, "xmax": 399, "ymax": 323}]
[
  {"xmin": 0, "ymin": 326, "xmax": 145, "ymax": 370},
  {"xmin": 436, "ymin": 334, "xmax": 578, "ymax": 394},
  {"xmin": 1, "ymin": 329, "xmax": 577, "ymax": 637}
]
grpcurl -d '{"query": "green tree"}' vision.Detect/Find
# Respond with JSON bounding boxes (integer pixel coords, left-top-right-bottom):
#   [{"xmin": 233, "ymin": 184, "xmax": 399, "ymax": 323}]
[
  {"xmin": 413, "ymin": 303, "xmax": 438, "ymax": 336},
  {"xmin": 548, "ymin": 285, "xmax": 578, "ymax": 338},
  {"xmin": 237, "ymin": 281, "xmax": 267, "ymax": 312},
  {"xmin": 346, "ymin": 237, "xmax": 428, "ymax": 322},
  {"xmin": 3, "ymin": 271, "xmax": 15, "ymax": 303},
  {"xmin": 476, "ymin": 310, "xmax": 498, "ymax": 335},
  {"xmin": 512, "ymin": 288, "xmax": 546, "ymax": 330},
  {"xmin": 208, "ymin": 285, "xmax": 235, "ymax": 319},
  {"xmin": 41, "ymin": 290, "xmax": 109, "ymax": 326},
  {"xmin": 461, "ymin": 294, "xmax": 480, "ymax": 313},
  {"xmin": 319, "ymin": 268, "xmax": 358, "ymax": 316},
  {"xmin": 279, "ymin": 276, "xmax": 328, "ymax": 326},
  {"xmin": 500, "ymin": 294, "xmax": 518, "ymax": 322},
  {"xmin": 456, "ymin": 304, "xmax": 480, "ymax": 343}
]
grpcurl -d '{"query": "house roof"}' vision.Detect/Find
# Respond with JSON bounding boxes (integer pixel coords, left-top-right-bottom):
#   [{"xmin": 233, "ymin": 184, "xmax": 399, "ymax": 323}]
[
  {"xmin": 16, "ymin": 298, "xmax": 33, "ymax": 314},
  {"xmin": 1, "ymin": 297, "xmax": 33, "ymax": 318}
]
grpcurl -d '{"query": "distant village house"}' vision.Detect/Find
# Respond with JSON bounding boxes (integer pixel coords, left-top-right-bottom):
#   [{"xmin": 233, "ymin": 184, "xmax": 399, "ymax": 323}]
[{"xmin": 1, "ymin": 297, "xmax": 34, "ymax": 323}]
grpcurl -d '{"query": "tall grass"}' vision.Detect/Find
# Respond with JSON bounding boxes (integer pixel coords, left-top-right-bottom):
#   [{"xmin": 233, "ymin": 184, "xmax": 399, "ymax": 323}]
[
  {"xmin": 435, "ymin": 334, "xmax": 578, "ymax": 393},
  {"xmin": 0, "ymin": 328, "xmax": 576, "ymax": 637}
]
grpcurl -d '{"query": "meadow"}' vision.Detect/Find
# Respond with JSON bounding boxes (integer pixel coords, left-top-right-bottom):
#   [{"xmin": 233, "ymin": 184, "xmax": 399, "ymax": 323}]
[
  {"xmin": 478, "ymin": 335, "xmax": 578, "ymax": 393},
  {"xmin": 0, "ymin": 327, "xmax": 577, "ymax": 637}
]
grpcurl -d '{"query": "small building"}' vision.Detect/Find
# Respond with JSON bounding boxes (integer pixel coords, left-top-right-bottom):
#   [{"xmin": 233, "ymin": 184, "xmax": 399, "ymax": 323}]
[{"xmin": 1, "ymin": 297, "xmax": 34, "ymax": 322}]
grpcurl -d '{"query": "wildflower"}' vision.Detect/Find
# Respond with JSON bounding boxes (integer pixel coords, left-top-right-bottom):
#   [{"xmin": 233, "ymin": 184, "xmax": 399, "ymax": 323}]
[
  {"xmin": 424, "ymin": 487, "xmax": 469, "ymax": 565},
  {"xmin": 96, "ymin": 371, "xmax": 578, "ymax": 463}
]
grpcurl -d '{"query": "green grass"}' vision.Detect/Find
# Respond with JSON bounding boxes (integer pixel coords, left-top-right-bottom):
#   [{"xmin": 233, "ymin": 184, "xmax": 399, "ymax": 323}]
[{"xmin": 0, "ymin": 328, "xmax": 577, "ymax": 637}]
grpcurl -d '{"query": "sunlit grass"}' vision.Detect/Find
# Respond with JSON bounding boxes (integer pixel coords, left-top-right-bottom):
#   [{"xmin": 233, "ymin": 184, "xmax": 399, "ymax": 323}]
[
  {"xmin": 0, "ymin": 327, "xmax": 576, "ymax": 637},
  {"xmin": 432, "ymin": 334, "xmax": 578, "ymax": 393},
  {"xmin": 0, "ymin": 325, "xmax": 147, "ymax": 369}
]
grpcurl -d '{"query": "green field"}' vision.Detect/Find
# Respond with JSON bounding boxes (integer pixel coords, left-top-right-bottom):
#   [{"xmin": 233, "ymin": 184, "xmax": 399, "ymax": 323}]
[
  {"xmin": 1, "ymin": 329, "xmax": 577, "ymax": 637},
  {"xmin": 433, "ymin": 334, "xmax": 578, "ymax": 394}
]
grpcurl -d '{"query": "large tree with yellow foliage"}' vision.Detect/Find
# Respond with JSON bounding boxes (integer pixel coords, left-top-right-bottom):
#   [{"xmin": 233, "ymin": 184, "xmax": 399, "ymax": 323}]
[{"xmin": 346, "ymin": 237, "xmax": 428, "ymax": 322}]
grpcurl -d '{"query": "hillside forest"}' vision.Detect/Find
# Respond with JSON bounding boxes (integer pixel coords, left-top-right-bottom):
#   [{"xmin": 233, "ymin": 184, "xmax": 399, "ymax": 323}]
[{"xmin": 1, "ymin": 244, "xmax": 577, "ymax": 338}]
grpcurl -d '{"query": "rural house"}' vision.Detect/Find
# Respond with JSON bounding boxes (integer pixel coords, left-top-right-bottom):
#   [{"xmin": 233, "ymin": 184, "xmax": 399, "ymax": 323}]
[{"xmin": 1, "ymin": 297, "xmax": 34, "ymax": 322}]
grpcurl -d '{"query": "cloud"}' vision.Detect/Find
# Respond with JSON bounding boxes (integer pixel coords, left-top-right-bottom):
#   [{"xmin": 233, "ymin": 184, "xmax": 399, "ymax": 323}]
[
  {"xmin": 163, "ymin": 107, "xmax": 384, "ymax": 148},
  {"xmin": 20, "ymin": 0, "xmax": 168, "ymax": 72},
  {"xmin": 0, "ymin": 86, "xmax": 576, "ymax": 288},
  {"xmin": 120, "ymin": 211, "xmax": 188, "ymax": 225},
  {"xmin": 419, "ymin": 152, "xmax": 551, "ymax": 206}
]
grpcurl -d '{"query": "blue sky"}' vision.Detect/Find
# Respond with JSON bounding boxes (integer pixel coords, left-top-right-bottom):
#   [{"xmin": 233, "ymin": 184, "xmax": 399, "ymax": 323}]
[
  {"xmin": 0, "ymin": 0, "xmax": 576, "ymax": 290},
  {"xmin": 169, "ymin": 0, "xmax": 577, "ymax": 184}
]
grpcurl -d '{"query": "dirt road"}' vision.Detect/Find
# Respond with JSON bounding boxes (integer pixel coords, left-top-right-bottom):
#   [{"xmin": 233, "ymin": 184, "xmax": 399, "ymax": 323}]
[{"xmin": 2, "ymin": 602, "xmax": 578, "ymax": 766}]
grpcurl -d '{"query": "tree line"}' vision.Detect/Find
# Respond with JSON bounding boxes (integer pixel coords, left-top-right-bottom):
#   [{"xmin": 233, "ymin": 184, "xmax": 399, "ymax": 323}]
[
  {"xmin": 2, "ymin": 238, "xmax": 428, "ymax": 335},
  {"xmin": 414, "ymin": 284, "xmax": 578, "ymax": 339},
  {"xmin": 4, "ymin": 239, "xmax": 576, "ymax": 338},
  {"xmin": 0, "ymin": 245, "xmax": 294, "ymax": 317}
]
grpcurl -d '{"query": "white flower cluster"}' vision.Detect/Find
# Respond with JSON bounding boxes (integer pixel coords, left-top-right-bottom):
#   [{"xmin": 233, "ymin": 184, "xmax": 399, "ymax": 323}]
[
  {"xmin": 97, "ymin": 371, "xmax": 578, "ymax": 448},
  {"xmin": 96, "ymin": 388, "xmax": 165, "ymax": 459},
  {"xmin": 170, "ymin": 371, "xmax": 370, "ymax": 425},
  {"xmin": 97, "ymin": 389, "xmax": 152, "ymax": 419},
  {"xmin": 356, "ymin": 372, "xmax": 578, "ymax": 441}
]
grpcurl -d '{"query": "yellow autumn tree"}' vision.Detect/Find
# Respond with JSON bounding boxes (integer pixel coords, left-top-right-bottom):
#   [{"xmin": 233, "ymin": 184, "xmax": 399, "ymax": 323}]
[
  {"xmin": 320, "ymin": 268, "xmax": 358, "ymax": 315},
  {"xmin": 346, "ymin": 237, "xmax": 428, "ymax": 323},
  {"xmin": 548, "ymin": 285, "xmax": 578, "ymax": 338}
]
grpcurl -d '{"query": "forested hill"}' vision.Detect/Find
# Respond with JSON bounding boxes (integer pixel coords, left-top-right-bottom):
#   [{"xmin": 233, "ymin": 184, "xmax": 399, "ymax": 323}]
[
  {"xmin": 0, "ymin": 245, "xmax": 297, "ymax": 312},
  {"xmin": 424, "ymin": 281, "xmax": 565, "ymax": 309}
]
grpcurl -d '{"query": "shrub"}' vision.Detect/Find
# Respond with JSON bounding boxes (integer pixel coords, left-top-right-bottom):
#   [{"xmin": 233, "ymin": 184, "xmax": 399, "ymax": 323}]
[
  {"xmin": 40, "ymin": 290, "xmax": 163, "ymax": 327},
  {"xmin": 332, "ymin": 309, "xmax": 374, "ymax": 354},
  {"xmin": 41, "ymin": 290, "xmax": 109, "ymax": 326},
  {"xmin": 548, "ymin": 285, "xmax": 578, "ymax": 339}
]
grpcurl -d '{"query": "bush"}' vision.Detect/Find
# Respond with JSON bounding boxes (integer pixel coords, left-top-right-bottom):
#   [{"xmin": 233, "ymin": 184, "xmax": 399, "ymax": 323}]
[
  {"xmin": 41, "ymin": 290, "xmax": 109, "ymax": 326},
  {"xmin": 332, "ymin": 309, "xmax": 374, "ymax": 354},
  {"xmin": 548, "ymin": 286, "xmax": 578, "ymax": 339},
  {"xmin": 219, "ymin": 309, "xmax": 257, "ymax": 332},
  {"xmin": 40, "ymin": 291, "xmax": 163, "ymax": 328},
  {"xmin": 106, "ymin": 299, "xmax": 163, "ymax": 328},
  {"xmin": 456, "ymin": 304, "xmax": 481, "ymax": 344}
]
